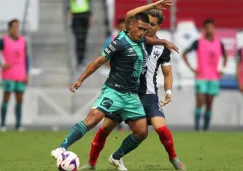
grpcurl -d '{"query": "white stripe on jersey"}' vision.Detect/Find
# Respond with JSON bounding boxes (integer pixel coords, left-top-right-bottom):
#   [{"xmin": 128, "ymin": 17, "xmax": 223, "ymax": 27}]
[{"xmin": 144, "ymin": 45, "xmax": 171, "ymax": 94}]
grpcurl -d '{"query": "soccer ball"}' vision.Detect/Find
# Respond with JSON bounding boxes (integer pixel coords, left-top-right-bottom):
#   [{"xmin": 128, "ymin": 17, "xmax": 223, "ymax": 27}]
[{"xmin": 56, "ymin": 151, "xmax": 80, "ymax": 171}]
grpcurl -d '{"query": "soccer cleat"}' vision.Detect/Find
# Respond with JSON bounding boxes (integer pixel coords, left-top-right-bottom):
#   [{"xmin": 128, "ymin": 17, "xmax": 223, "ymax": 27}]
[
  {"xmin": 79, "ymin": 163, "xmax": 96, "ymax": 170},
  {"xmin": 170, "ymin": 157, "xmax": 186, "ymax": 170},
  {"xmin": 0, "ymin": 126, "xmax": 7, "ymax": 132},
  {"xmin": 51, "ymin": 147, "xmax": 66, "ymax": 159},
  {"xmin": 109, "ymin": 154, "xmax": 128, "ymax": 171}
]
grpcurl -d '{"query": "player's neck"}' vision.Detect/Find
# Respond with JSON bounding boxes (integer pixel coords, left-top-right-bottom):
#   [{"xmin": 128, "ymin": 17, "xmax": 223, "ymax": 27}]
[
  {"xmin": 8, "ymin": 34, "xmax": 18, "ymax": 40},
  {"xmin": 127, "ymin": 32, "xmax": 136, "ymax": 42},
  {"xmin": 204, "ymin": 34, "xmax": 214, "ymax": 41}
]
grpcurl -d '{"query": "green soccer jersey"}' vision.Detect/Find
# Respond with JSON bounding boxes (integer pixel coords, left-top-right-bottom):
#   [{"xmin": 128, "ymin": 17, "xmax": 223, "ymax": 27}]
[{"xmin": 102, "ymin": 31, "xmax": 146, "ymax": 93}]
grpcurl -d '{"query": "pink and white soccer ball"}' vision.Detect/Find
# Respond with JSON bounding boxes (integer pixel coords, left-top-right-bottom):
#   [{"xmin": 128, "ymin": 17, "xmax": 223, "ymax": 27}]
[{"xmin": 56, "ymin": 151, "xmax": 80, "ymax": 171}]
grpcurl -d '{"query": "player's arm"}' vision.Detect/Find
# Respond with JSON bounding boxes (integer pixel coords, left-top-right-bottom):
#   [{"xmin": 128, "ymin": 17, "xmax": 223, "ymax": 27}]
[
  {"xmin": 221, "ymin": 42, "xmax": 228, "ymax": 67},
  {"xmin": 236, "ymin": 49, "xmax": 243, "ymax": 91},
  {"xmin": 24, "ymin": 41, "xmax": 30, "ymax": 85},
  {"xmin": 182, "ymin": 40, "xmax": 198, "ymax": 73},
  {"xmin": 145, "ymin": 37, "xmax": 179, "ymax": 53},
  {"xmin": 70, "ymin": 40, "xmax": 122, "ymax": 92},
  {"xmin": 0, "ymin": 39, "xmax": 11, "ymax": 70},
  {"xmin": 125, "ymin": 0, "xmax": 172, "ymax": 30},
  {"xmin": 160, "ymin": 48, "xmax": 172, "ymax": 106}
]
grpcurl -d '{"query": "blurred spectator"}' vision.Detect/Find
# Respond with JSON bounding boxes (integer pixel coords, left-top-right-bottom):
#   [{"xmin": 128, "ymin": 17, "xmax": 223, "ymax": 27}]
[
  {"xmin": 102, "ymin": 18, "xmax": 125, "ymax": 51},
  {"xmin": 182, "ymin": 19, "xmax": 227, "ymax": 131},
  {"xmin": 0, "ymin": 19, "xmax": 29, "ymax": 132},
  {"xmin": 236, "ymin": 48, "xmax": 243, "ymax": 92},
  {"xmin": 67, "ymin": 0, "xmax": 92, "ymax": 67}
]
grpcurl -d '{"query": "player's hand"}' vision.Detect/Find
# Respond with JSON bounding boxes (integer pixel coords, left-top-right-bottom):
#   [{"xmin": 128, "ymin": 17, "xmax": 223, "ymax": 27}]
[
  {"xmin": 160, "ymin": 94, "xmax": 172, "ymax": 106},
  {"xmin": 218, "ymin": 71, "xmax": 224, "ymax": 78},
  {"xmin": 1, "ymin": 63, "xmax": 11, "ymax": 70},
  {"xmin": 70, "ymin": 80, "xmax": 82, "ymax": 93},
  {"xmin": 23, "ymin": 75, "xmax": 29, "ymax": 85},
  {"xmin": 239, "ymin": 83, "xmax": 243, "ymax": 93},
  {"xmin": 154, "ymin": 0, "xmax": 172, "ymax": 10},
  {"xmin": 164, "ymin": 40, "xmax": 179, "ymax": 53}
]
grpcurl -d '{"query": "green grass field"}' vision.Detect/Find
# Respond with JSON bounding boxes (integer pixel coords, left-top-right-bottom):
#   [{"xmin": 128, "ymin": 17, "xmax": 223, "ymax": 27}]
[{"xmin": 0, "ymin": 131, "xmax": 242, "ymax": 171}]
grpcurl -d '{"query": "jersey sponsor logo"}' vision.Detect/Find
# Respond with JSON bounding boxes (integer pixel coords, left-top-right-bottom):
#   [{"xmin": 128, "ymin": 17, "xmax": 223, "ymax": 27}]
[
  {"xmin": 132, "ymin": 59, "xmax": 143, "ymax": 78},
  {"xmin": 128, "ymin": 47, "xmax": 134, "ymax": 53},
  {"xmin": 127, "ymin": 53, "xmax": 137, "ymax": 56},
  {"xmin": 100, "ymin": 97, "xmax": 113, "ymax": 109}
]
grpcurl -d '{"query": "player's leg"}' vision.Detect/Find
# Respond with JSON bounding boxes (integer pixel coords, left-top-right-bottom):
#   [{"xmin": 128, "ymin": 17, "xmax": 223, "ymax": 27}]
[
  {"xmin": 14, "ymin": 82, "xmax": 26, "ymax": 131},
  {"xmin": 1, "ymin": 80, "xmax": 14, "ymax": 131},
  {"xmin": 141, "ymin": 94, "xmax": 186, "ymax": 170},
  {"xmin": 194, "ymin": 80, "xmax": 207, "ymax": 130},
  {"xmin": 203, "ymin": 80, "xmax": 219, "ymax": 131},
  {"xmin": 109, "ymin": 94, "xmax": 147, "ymax": 170},
  {"xmin": 81, "ymin": 117, "xmax": 120, "ymax": 170},
  {"xmin": 109, "ymin": 118, "xmax": 147, "ymax": 171},
  {"xmin": 51, "ymin": 85, "xmax": 122, "ymax": 159},
  {"xmin": 77, "ymin": 13, "xmax": 89, "ymax": 65},
  {"xmin": 51, "ymin": 108, "xmax": 105, "ymax": 159}
]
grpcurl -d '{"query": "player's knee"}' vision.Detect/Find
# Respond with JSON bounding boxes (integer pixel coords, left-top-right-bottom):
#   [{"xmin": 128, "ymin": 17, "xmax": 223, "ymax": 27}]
[
  {"xmin": 83, "ymin": 110, "xmax": 105, "ymax": 130},
  {"xmin": 134, "ymin": 128, "xmax": 148, "ymax": 140}
]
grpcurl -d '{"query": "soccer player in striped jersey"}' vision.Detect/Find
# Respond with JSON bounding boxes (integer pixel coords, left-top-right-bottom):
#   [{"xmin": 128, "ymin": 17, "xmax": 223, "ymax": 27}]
[{"xmin": 80, "ymin": 9, "xmax": 186, "ymax": 171}]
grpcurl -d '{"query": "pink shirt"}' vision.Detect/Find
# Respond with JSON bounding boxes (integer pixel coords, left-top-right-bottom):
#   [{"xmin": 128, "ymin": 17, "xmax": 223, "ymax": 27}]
[
  {"xmin": 1, "ymin": 35, "xmax": 27, "ymax": 81},
  {"xmin": 196, "ymin": 36, "xmax": 222, "ymax": 80},
  {"xmin": 239, "ymin": 49, "xmax": 243, "ymax": 86}
]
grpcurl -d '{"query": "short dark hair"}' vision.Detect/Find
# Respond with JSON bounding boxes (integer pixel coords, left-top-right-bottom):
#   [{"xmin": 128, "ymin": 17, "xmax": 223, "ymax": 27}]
[
  {"xmin": 145, "ymin": 9, "xmax": 164, "ymax": 24},
  {"xmin": 8, "ymin": 19, "xmax": 19, "ymax": 29},
  {"xmin": 203, "ymin": 19, "xmax": 215, "ymax": 26},
  {"xmin": 118, "ymin": 18, "xmax": 125, "ymax": 24},
  {"xmin": 133, "ymin": 12, "xmax": 150, "ymax": 24}
]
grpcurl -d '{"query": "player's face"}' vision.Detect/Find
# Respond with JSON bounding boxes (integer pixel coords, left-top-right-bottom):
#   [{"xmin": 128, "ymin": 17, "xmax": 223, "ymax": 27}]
[
  {"xmin": 118, "ymin": 22, "xmax": 125, "ymax": 32},
  {"xmin": 147, "ymin": 15, "xmax": 160, "ymax": 37},
  {"xmin": 204, "ymin": 23, "xmax": 215, "ymax": 36},
  {"xmin": 9, "ymin": 22, "xmax": 19, "ymax": 38},
  {"xmin": 129, "ymin": 20, "xmax": 150, "ymax": 42}
]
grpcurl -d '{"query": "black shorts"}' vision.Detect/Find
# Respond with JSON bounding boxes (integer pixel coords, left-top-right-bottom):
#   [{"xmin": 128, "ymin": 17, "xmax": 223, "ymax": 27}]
[{"xmin": 139, "ymin": 94, "xmax": 165, "ymax": 125}]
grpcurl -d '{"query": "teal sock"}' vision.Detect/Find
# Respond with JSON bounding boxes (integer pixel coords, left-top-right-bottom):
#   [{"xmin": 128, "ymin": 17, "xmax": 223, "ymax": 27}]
[
  {"xmin": 112, "ymin": 134, "xmax": 143, "ymax": 160},
  {"xmin": 194, "ymin": 108, "xmax": 201, "ymax": 130},
  {"xmin": 203, "ymin": 111, "xmax": 212, "ymax": 131},
  {"xmin": 60, "ymin": 121, "xmax": 88, "ymax": 149},
  {"xmin": 1, "ymin": 102, "xmax": 8, "ymax": 127},
  {"xmin": 15, "ymin": 104, "xmax": 22, "ymax": 129}
]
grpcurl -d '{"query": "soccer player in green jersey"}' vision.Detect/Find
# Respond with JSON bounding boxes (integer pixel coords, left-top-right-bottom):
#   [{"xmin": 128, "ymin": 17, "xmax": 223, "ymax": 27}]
[{"xmin": 51, "ymin": 1, "xmax": 176, "ymax": 170}]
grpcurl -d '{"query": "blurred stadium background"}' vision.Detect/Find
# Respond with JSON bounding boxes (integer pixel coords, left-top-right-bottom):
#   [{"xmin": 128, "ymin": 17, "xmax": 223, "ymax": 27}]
[{"xmin": 0, "ymin": 0, "xmax": 243, "ymax": 131}]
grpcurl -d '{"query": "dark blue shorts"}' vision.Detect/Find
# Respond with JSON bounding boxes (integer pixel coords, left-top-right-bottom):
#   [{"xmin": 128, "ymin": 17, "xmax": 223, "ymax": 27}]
[{"xmin": 139, "ymin": 94, "xmax": 165, "ymax": 125}]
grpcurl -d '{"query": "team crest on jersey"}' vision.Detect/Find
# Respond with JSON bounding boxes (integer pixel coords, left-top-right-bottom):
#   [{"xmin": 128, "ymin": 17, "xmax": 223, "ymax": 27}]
[
  {"xmin": 153, "ymin": 50, "xmax": 161, "ymax": 58},
  {"xmin": 128, "ymin": 47, "xmax": 134, "ymax": 53}
]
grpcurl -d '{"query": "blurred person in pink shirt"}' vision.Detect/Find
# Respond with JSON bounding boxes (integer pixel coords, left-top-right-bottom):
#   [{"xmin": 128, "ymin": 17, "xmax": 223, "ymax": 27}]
[
  {"xmin": 0, "ymin": 19, "xmax": 29, "ymax": 132},
  {"xmin": 236, "ymin": 48, "xmax": 243, "ymax": 92},
  {"xmin": 182, "ymin": 19, "xmax": 227, "ymax": 131}
]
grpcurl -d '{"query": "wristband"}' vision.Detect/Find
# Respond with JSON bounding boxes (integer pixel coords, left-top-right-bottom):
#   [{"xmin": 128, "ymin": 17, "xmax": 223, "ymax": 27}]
[{"xmin": 165, "ymin": 90, "xmax": 172, "ymax": 95}]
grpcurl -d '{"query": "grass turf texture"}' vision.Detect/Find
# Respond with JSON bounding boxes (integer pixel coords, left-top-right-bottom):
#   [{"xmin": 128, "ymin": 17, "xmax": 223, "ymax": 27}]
[{"xmin": 0, "ymin": 131, "xmax": 242, "ymax": 171}]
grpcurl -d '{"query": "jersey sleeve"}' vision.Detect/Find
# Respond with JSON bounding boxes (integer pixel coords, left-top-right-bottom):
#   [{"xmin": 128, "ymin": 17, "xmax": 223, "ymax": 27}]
[
  {"xmin": 159, "ymin": 47, "xmax": 171, "ymax": 66},
  {"xmin": 101, "ymin": 39, "xmax": 123, "ymax": 60},
  {"xmin": 0, "ymin": 38, "xmax": 4, "ymax": 50},
  {"xmin": 236, "ymin": 48, "xmax": 242, "ymax": 63},
  {"xmin": 184, "ymin": 40, "xmax": 198, "ymax": 53}
]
